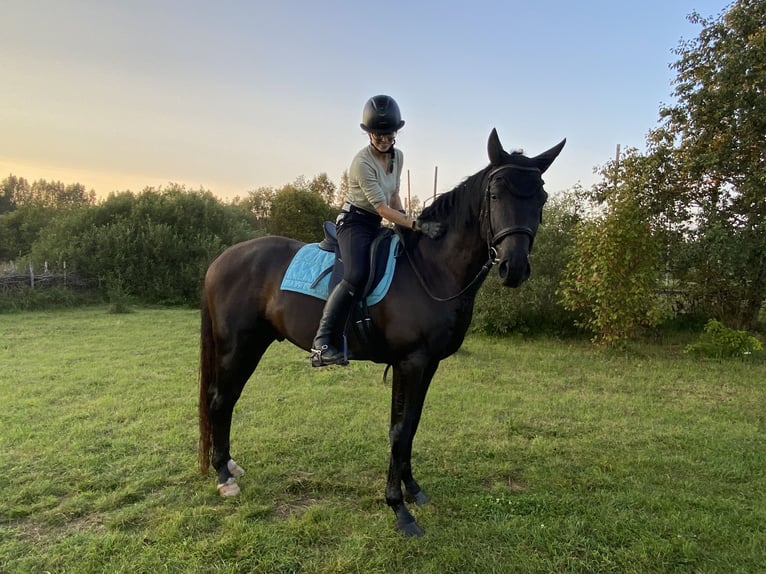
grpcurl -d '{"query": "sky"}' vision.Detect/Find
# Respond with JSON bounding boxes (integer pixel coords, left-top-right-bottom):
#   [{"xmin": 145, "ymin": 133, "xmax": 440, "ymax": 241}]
[{"xmin": 1, "ymin": 0, "xmax": 731, "ymax": 205}]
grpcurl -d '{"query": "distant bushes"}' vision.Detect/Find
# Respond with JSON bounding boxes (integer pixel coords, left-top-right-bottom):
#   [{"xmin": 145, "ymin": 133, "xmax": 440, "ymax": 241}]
[
  {"xmin": 472, "ymin": 196, "xmax": 580, "ymax": 336},
  {"xmin": 29, "ymin": 186, "xmax": 255, "ymax": 305}
]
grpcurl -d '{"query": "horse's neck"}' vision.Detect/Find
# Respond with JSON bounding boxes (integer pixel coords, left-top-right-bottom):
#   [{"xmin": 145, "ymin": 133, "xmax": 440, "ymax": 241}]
[
  {"xmin": 414, "ymin": 225, "xmax": 489, "ymax": 292},
  {"xmin": 410, "ymin": 170, "xmax": 491, "ymax": 293}
]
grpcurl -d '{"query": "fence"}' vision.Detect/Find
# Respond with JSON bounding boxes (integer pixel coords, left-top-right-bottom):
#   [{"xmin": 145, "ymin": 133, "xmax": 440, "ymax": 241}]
[{"xmin": 0, "ymin": 262, "xmax": 94, "ymax": 292}]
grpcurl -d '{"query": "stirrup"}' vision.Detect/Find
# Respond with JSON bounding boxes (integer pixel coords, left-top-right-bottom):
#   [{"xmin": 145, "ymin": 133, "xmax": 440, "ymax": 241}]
[{"xmin": 310, "ymin": 344, "xmax": 348, "ymax": 367}]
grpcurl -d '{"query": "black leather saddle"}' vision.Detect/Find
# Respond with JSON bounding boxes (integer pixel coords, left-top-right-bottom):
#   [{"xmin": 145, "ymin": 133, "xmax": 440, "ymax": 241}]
[
  {"xmin": 314, "ymin": 221, "xmax": 397, "ymax": 346},
  {"xmin": 315, "ymin": 221, "xmax": 395, "ymax": 301}
]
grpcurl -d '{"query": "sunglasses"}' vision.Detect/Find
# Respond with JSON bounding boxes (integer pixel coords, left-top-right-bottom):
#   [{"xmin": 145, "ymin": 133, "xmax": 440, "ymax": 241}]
[{"xmin": 370, "ymin": 132, "xmax": 397, "ymax": 142}]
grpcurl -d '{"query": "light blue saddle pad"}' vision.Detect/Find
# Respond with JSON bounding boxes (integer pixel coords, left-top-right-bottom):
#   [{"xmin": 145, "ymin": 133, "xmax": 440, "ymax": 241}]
[{"xmin": 280, "ymin": 235, "xmax": 399, "ymax": 306}]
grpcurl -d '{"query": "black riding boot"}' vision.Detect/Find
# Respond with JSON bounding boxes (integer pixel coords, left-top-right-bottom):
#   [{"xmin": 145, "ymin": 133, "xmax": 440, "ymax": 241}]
[{"xmin": 311, "ymin": 280, "xmax": 356, "ymax": 367}]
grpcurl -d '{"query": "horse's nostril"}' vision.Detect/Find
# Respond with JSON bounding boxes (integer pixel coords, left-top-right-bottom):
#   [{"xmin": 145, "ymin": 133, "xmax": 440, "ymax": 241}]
[{"xmin": 498, "ymin": 260, "xmax": 510, "ymax": 280}]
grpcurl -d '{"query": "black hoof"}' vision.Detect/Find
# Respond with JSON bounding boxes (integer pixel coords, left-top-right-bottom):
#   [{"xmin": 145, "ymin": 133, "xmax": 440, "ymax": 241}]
[
  {"xmin": 405, "ymin": 490, "xmax": 430, "ymax": 505},
  {"xmin": 397, "ymin": 519, "xmax": 424, "ymax": 537}
]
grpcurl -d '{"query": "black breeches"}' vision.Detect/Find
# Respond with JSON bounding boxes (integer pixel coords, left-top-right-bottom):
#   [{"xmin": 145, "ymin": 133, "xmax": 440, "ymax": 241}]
[{"xmin": 336, "ymin": 210, "xmax": 382, "ymax": 291}]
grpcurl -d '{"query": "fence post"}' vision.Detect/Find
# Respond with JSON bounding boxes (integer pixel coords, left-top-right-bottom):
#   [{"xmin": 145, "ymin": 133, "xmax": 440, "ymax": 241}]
[{"xmin": 29, "ymin": 262, "xmax": 34, "ymax": 289}]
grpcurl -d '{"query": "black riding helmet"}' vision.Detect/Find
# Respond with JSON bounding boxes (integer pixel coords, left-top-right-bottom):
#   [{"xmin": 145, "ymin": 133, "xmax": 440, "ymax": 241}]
[{"xmin": 360, "ymin": 95, "xmax": 405, "ymax": 134}]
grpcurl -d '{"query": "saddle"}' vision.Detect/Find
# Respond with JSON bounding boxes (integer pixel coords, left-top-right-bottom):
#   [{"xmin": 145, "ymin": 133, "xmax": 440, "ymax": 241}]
[
  {"xmin": 316, "ymin": 221, "xmax": 396, "ymax": 344},
  {"xmin": 279, "ymin": 221, "xmax": 400, "ymax": 355},
  {"xmin": 316, "ymin": 222, "xmax": 393, "ymax": 293}
]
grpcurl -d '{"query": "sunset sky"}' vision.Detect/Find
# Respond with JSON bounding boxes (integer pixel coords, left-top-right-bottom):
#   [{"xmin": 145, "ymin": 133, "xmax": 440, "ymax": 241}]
[{"xmin": 1, "ymin": 0, "xmax": 730, "ymax": 203}]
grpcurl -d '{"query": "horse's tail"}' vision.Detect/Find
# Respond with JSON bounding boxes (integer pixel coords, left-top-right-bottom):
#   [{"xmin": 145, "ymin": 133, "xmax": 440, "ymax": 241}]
[{"xmin": 198, "ymin": 296, "xmax": 215, "ymax": 475}]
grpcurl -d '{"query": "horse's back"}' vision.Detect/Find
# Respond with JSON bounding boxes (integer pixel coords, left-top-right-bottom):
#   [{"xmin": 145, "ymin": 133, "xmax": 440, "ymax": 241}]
[
  {"xmin": 209, "ymin": 234, "xmax": 301, "ymax": 278},
  {"xmin": 205, "ymin": 236, "xmax": 303, "ymax": 313},
  {"xmin": 204, "ymin": 235, "xmax": 326, "ymax": 349}
]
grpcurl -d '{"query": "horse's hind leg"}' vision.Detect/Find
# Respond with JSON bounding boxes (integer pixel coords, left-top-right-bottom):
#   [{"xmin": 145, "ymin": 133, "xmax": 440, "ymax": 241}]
[{"xmin": 208, "ymin": 327, "xmax": 275, "ymax": 496}]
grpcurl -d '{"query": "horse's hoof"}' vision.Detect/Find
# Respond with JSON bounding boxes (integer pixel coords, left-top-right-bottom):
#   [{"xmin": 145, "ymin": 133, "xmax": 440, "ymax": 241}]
[
  {"xmin": 405, "ymin": 490, "xmax": 429, "ymax": 505},
  {"xmin": 217, "ymin": 477, "xmax": 241, "ymax": 497},
  {"xmin": 397, "ymin": 519, "xmax": 424, "ymax": 538},
  {"xmin": 227, "ymin": 459, "xmax": 245, "ymax": 478}
]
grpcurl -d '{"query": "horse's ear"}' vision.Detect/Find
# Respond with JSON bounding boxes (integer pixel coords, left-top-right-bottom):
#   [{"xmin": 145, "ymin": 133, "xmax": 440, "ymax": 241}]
[
  {"xmin": 533, "ymin": 139, "xmax": 567, "ymax": 173},
  {"xmin": 487, "ymin": 128, "xmax": 505, "ymax": 165}
]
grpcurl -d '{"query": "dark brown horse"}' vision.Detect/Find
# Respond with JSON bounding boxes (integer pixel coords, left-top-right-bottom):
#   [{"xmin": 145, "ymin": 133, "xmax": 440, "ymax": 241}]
[{"xmin": 199, "ymin": 129, "xmax": 565, "ymax": 536}]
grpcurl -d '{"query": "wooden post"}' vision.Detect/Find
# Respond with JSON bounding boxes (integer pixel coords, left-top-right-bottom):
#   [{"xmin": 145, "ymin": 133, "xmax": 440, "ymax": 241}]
[
  {"xmin": 407, "ymin": 169, "xmax": 411, "ymax": 216},
  {"xmin": 433, "ymin": 166, "xmax": 438, "ymax": 202},
  {"xmin": 29, "ymin": 262, "xmax": 34, "ymax": 289}
]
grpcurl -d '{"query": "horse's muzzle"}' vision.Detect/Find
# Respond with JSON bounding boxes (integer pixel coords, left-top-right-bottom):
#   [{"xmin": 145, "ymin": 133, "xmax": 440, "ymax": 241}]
[
  {"xmin": 495, "ymin": 234, "xmax": 532, "ymax": 287},
  {"xmin": 497, "ymin": 255, "xmax": 531, "ymax": 287}
]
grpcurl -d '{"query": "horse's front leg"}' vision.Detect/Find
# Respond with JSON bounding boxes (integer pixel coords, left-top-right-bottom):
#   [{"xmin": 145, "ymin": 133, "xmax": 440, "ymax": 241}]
[
  {"xmin": 402, "ymin": 359, "xmax": 438, "ymax": 506},
  {"xmin": 386, "ymin": 358, "xmax": 438, "ymax": 537}
]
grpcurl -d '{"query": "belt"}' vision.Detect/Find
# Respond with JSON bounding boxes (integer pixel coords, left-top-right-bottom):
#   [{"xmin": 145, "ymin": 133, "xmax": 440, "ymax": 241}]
[{"xmin": 341, "ymin": 202, "xmax": 380, "ymax": 218}]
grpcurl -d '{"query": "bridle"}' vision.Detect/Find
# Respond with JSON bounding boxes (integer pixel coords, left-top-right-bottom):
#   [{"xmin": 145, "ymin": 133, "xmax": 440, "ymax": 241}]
[
  {"xmin": 481, "ymin": 163, "xmax": 543, "ymax": 257},
  {"xmin": 403, "ymin": 162, "xmax": 545, "ymax": 303}
]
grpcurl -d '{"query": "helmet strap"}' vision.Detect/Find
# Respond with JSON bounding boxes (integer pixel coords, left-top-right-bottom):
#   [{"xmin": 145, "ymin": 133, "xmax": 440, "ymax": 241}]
[{"xmin": 369, "ymin": 140, "xmax": 396, "ymax": 173}]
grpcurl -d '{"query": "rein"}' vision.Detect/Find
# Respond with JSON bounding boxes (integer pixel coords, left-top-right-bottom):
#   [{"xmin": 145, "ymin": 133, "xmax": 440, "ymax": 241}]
[{"xmin": 403, "ymin": 163, "xmax": 541, "ymax": 303}]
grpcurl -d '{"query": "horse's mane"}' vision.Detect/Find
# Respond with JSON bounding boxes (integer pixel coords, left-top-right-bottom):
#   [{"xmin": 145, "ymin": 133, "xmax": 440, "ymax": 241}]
[{"xmin": 418, "ymin": 167, "xmax": 488, "ymax": 229}]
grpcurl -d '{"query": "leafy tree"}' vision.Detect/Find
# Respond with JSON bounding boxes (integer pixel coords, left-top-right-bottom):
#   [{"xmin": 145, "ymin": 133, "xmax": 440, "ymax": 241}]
[
  {"xmin": 268, "ymin": 185, "xmax": 336, "ymax": 243},
  {"xmin": 13, "ymin": 178, "xmax": 96, "ymax": 208},
  {"xmin": 307, "ymin": 173, "xmax": 338, "ymax": 207},
  {"xmin": 0, "ymin": 175, "xmax": 28, "ymax": 214},
  {"xmin": 648, "ymin": 0, "xmax": 766, "ymax": 329},
  {"xmin": 406, "ymin": 195, "xmax": 422, "ymax": 218},
  {"xmin": 560, "ymin": 154, "xmax": 664, "ymax": 345},
  {"xmin": 0, "ymin": 175, "xmax": 96, "ymax": 261},
  {"xmin": 232, "ymin": 186, "xmax": 275, "ymax": 235},
  {"xmin": 338, "ymin": 170, "xmax": 349, "ymax": 206}
]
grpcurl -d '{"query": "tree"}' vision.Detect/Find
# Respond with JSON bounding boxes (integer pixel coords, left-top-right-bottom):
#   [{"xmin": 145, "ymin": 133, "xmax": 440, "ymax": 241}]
[
  {"xmin": 307, "ymin": 173, "xmax": 338, "ymax": 207},
  {"xmin": 0, "ymin": 175, "xmax": 28, "ymax": 214},
  {"xmin": 234, "ymin": 186, "xmax": 275, "ymax": 234},
  {"xmin": 559, "ymin": 153, "xmax": 664, "ymax": 345},
  {"xmin": 13, "ymin": 178, "xmax": 96, "ymax": 208},
  {"xmin": 268, "ymin": 185, "xmax": 336, "ymax": 243},
  {"xmin": 338, "ymin": 170, "xmax": 349, "ymax": 206},
  {"xmin": 0, "ymin": 175, "xmax": 96, "ymax": 261},
  {"xmin": 650, "ymin": 0, "xmax": 766, "ymax": 329}
]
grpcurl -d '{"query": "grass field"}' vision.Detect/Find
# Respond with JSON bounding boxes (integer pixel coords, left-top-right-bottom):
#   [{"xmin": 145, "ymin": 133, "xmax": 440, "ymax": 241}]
[{"xmin": 1, "ymin": 307, "xmax": 765, "ymax": 573}]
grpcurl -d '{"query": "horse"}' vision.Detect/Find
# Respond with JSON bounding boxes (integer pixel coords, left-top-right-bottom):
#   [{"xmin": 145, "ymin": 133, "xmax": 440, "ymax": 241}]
[{"xmin": 198, "ymin": 128, "xmax": 565, "ymax": 537}]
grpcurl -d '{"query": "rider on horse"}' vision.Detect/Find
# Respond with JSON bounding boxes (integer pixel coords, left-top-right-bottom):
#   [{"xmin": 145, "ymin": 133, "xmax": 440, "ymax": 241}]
[{"xmin": 310, "ymin": 95, "xmax": 443, "ymax": 367}]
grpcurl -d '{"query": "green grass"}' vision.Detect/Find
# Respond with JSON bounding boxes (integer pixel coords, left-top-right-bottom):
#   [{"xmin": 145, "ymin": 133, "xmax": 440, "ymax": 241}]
[{"xmin": 1, "ymin": 308, "xmax": 764, "ymax": 573}]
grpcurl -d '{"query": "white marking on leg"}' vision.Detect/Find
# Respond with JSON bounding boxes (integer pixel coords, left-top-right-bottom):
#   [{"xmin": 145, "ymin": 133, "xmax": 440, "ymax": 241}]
[
  {"xmin": 217, "ymin": 476, "xmax": 241, "ymax": 497},
  {"xmin": 227, "ymin": 459, "xmax": 245, "ymax": 478}
]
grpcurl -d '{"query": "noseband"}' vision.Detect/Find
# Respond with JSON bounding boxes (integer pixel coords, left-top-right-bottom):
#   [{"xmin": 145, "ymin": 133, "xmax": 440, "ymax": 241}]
[{"xmin": 482, "ymin": 163, "xmax": 543, "ymax": 258}]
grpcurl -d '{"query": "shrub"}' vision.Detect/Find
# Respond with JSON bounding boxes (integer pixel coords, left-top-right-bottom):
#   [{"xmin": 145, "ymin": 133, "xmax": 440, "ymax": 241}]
[{"xmin": 685, "ymin": 319, "xmax": 763, "ymax": 358}]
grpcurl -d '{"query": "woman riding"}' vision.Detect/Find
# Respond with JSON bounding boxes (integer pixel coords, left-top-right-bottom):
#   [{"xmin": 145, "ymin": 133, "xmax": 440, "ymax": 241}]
[{"xmin": 310, "ymin": 94, "xmax": 443, "ymax": 367}]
